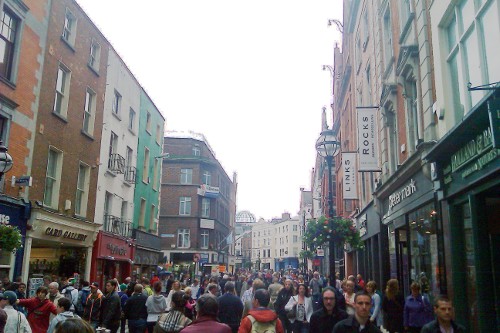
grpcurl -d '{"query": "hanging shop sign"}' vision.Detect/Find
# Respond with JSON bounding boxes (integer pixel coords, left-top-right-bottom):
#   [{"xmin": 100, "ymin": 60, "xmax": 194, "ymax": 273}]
[
  {"xmin": 358, "ymin": 214, "xmax": 367, "ymax": 237},
  {"xmin": 357, "ymin": 108, "xmax": 380, "ymax": 171},
  {"xmin": 342, "ymin": 153, "xmax": 358, "ymax": 199},
  {"xmin": 197, "ymin": 185, "xmax": 220, "ymax": 198},
  {"xmin": 488, "ymin": 99, "xmax": 500, "ymax": 148}
]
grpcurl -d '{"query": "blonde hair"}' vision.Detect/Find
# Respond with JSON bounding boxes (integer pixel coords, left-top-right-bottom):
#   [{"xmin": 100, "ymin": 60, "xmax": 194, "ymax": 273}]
[{"xmin": 366, "ymin": 280, "xmax": 377, "ymax": 293}]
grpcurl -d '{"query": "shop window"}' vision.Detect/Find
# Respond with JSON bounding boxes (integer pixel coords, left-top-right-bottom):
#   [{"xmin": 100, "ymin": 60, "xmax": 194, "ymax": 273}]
[{"xmin": 408, "ymin": 203, "xmax": 439, "ymax": 302}]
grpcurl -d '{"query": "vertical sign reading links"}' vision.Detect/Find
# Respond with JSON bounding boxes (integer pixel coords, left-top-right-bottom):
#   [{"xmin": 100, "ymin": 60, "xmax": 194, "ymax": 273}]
[
  {"xmin": 342, "ymin": 152, "xmax": 358, "ymax": 199},
  {"xmin": 357, "ymin": 108, "xmax": 380, "ymax": 171}
]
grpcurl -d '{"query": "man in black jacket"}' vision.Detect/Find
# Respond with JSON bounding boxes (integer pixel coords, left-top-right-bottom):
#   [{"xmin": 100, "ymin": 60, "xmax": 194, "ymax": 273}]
[
  {"xmin": 310, "ymin": 287, "xmax": 348, "ymax": 332},
  {"xmin": 83, "ymin": 282, "xmax": 103, "ymax": 330},
  {"xmin": 100, "ymin": 279, "xmax": 122, "ymax": 333},
  {"xmin": 217, "ymin": 281, "xmax": 243, "ymax": 333},
  {"xmin": 123, "ymin": 284, "xmax": 148, "ymax": 333},
  {"xmin": 333, "ymin": 291, "xmax": 381, "ymax": 333}
]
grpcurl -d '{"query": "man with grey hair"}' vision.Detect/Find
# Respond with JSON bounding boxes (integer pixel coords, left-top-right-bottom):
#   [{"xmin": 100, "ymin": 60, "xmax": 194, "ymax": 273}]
[
  {"xmin": 47, "ymin": 282, "xmax": 64, "ymax": 308},
  {"xmin": 218, "ymin": 281, "xmax": 243, "ymax": 333},
  {"xmin": 180, "ymin": 294, "xmax": 231, "ymax": 333}
]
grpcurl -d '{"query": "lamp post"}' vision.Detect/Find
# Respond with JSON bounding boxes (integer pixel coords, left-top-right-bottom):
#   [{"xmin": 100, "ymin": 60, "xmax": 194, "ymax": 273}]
[
  {"xmin": 315, "ymin": 130, "xmax": 340, "ymax": 284},
  {"xmin": 0, "ymin": 140, "xmax": 13, "ymax": 184}
]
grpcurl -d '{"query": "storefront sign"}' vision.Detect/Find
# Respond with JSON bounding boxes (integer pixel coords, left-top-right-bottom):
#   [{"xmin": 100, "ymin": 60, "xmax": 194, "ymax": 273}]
[
  {"xmin": 316, "ymin": 248, "xmax": 324, "ymax": 257},
  {"xmin": 389, "ymin": 179, "xmax": 417, "ymax": 211},
  {"xmin": 200, "ymin": 219, "xmax": 215, "ymax": 229},
  {"xmin": 0, "ymin": 214, "xmax": 11, "ymax": 224},
  {"xmin": 488, "ymin": 99, "xmax": 500, "ymax": 148},
  {"xmin": 133, "ymin": 229, "xmax": 161, "ymax": 250},
  {"xmin": 45, "ymin": 227, "xmax": 88, "ymax": 241},
  {"xmin": 342, "ymin": 153, "xmax": 358, "ymax": 199},
  {"xmin": 134, "ymin": 248, "xmax": 161, "ymax": 265},
  {"xmin": 451, "ymin": 128, "xmax": 493, "ymax": 173},
  {"xmin": 357, "ymin": 108, "xmax": 380, "ymax": 171},
  {"xmin": 107, "ymin": 243, "xmax": 127, "ymax": 255},
  {"xmin": 197, "ymin": 185, "xmax": 220, "ymax": 198}
]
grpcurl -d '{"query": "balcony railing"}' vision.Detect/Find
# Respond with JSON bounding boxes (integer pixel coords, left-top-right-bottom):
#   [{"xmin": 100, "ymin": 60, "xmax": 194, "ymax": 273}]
[
  {"xmin": 103, "ymin": 214, "xmax": 132, "ymax": 237},
  {"xmin": 108, "ymin": 153, "xmax": 125, "ymax": 174},
  {"xmin": 124, "ymin": 166, "xmax": 136, "ymax": 183}
]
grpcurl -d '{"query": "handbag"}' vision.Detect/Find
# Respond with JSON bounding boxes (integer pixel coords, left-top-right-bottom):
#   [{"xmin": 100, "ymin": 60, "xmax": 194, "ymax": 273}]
[{"xmin": 286, "ymin": 297, "xmax": 297, "ymax": 319}]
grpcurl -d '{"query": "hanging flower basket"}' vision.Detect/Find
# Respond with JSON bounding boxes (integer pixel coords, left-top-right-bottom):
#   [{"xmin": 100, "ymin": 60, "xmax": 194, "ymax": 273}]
[
  {"xmin": 0, "ymin": 224, "xmax": 23, "ymax": 253},
  {"xmin": 303, "ymin": 216, "xmax": 364, "ymax": 250}
]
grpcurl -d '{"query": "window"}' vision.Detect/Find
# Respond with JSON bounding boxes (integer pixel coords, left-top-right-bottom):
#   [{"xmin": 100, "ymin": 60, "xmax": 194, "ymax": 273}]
[
  {"xmin": 365, "ymin": 65, "xmax": 372, "ymax": 105},
  {"xmin": 139, "ymin": 198, "xmax": 146, "ymax": 228},
  {"xmin": 363, "ymin": 9, "xmax": 369, "ymax": 47},
  {"xmin": 143, "ymin": 147, "xmax": 150, "ymax": 183},
  {"xmin": 153, "ymin": 158, "xmax": 159, "ymax": 190},
  {"xmin": 201, "ymin": 198, "xmax": 210, "ymax": 218},
  {"xmin": 53, "ymin": 64, "xmax": 71, "ymax": 117},
  {"xmin": 383, "ymin": 8, "xmax": 393, "ymax": 69},
  {"xmin": 74, "ymin": 162, "xmax": 90, "ymax": 216},
  {"xmin": 88, "ymin": 40, "xmax": 100, "ymax": 71},
  {"xmin": 121, "ymin": 201, "xmax": 128, "ymax": 221},
  {"xmin": 179, "ymin": 197, "xmax": 191, "ymax": 215},
  {"xmin": 82, "ymin": 88, "xmax": 96, "ymax": 135},
  {"xmin": 180, "ymin": 168, "xmax": 192, "ymax": 184},
  {"xmin": 0, "ymin": 7, "xmax": 19, "ymax": 81},
  {"xmin": 293, "ymin": 235, "xmax": 298, "ymax": 242},
  {"xmin": 445, "ymin": 0, "xmax": 500, "ymax": 122},
  {"xmin": 156, "ymin": 124, "xmax": 162, "ymax": 144},
  {"xmin": 61, "ymin": 8, "xmax": 77, "ymax": 46},
  {"xmin": 146, "ymin": 112, "xmax": 151, "ymax": 133},
  {"xmin": 128, "ymin": 108, "xmax": 135, "ymax": 131},
  {"xmin": 399, "ymin": 0, "xmax": 412, "ymax": 29},
  {"xmin": 192, "ymin": 146, "xmax": 200, "ymax": 156},
  {"xmin": 112, "ymin": 90, "xmax": 121, "ymax": 117},
  {"xmin": 103, "ymin": 191, "xmax": 112, "ymax": 223},
  {"xmin": 177, "ymin": 228, "xmax": 190, "ymax": 248},
  {"xmin": 293, "ymin": 225, "xmax": 298, "ymax": 232},
  {"xmin": 44, "ymin": 147, "xmax": 63, "ymax": 208},
  {"xmin": 149, "ymin": 205, "xmax": 155, "ymax": 230},
  {"xmin": 202, "ymin": 171, "xmax": 211, "ymax": 185},
  {"xmin": 0, "ymin": 114, "xmax": 9, "ymax": 143},
  {"xmin": 201, "ymin": 229, "xmax": 209, "ymax": 249},
  {"xmin": 385, "ymin": 106, "xmax": 399, "ymax": 173},
  {"xmin": 108, "ymin": 131, "xmax": 118, "ymax": 168},
  {"xmin": 404, "ymin": 76, "xmax": 420, "ymax": 152}
]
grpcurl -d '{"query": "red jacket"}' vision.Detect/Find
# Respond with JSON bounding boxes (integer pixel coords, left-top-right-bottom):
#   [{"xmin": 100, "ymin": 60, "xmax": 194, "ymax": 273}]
[
  {"xmin": 180, "ymin": 315, "xmax": 232, "ymax": 333},
  {"xmin": 238, "ymin": 308, "xmax": 284, "ymax": 333},
  {"xmin": 18, "ymin": 297, "xmax": 57, "ymax": 333}
]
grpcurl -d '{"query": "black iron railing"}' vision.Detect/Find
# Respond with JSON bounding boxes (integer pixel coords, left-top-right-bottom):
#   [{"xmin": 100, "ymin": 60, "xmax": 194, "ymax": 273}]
[
  {"xmin": 103, "ymin": 214, "xmax": 132, "ymax": 237},
  {"xmin": 124, "ymin": 166, "xmax": 136, "ymax": 183},
  {"xmin": 108, "ymin": 153, "xmax": 125, "ymax": 174}
]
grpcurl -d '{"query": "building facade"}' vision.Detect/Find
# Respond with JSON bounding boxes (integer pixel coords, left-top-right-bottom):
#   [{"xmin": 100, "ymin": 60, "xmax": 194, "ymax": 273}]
[
  {"xmin": 159, "ymin": 132, "xmax": 237, "ymax": 276},
  {"xmin": 234, "ymin": 210, "xmax": 256, "ymax": 270},
  {"xmin": 22, "ymin": 0, "xmax": 109, "ymax": 282},
  {"xmin": 0, "ymin": 0, "xmax": 48, "ymax": 280}
]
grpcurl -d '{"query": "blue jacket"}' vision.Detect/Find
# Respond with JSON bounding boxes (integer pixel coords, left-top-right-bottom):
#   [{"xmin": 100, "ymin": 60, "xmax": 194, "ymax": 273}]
[{"xmin": 403, "ymin": 294, "xmax": 434, "ymax": 328}]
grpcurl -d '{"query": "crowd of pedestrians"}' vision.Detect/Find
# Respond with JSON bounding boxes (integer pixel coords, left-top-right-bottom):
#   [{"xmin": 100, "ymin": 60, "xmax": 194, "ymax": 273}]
[{"xmin": 0, "ymin": 270, "xmax": 464, "ymax": 333}]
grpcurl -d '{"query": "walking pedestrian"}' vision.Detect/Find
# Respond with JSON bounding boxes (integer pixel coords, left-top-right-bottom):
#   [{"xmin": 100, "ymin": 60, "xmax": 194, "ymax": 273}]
[
  {"xmin": 366, "ymin": 281, "xmax": 382, "ymax": 328},
  {"xmin": 421, "ymin": 296, "xmax": 465, "ymax": 333},
  {"xmin": 146, "ymin": 281, "xmax": 167, "ymax": 333},
  {"xmin": 0, "ymin": 290, "xmax": 31, "ymax": 333},
  {"xmin": 17, "ymin": 286, "xmax": 57, "ymax": 333},
  {"xmin": 154, "ymin": 291, "xmax": 192, "ymax": 333},
  {"xmin": 100, "ymin": 279, "xmax": 122, "ymax": 333},
  {"xmin": 82, "ymin": 282, "xmax": 102, "ymax": 331},
  {"xmin": 123, "ymin": 284, "xmax": 148, "ymax": 333},
  {"xmin": 309, "ymin": 287, "xmax": 348, "ymax": 333},
  {"xmin": 218, "ymin": 281, "xmax": 243, "ymax": 333},
  {"xmin": 404, "ymin": 282, "xmax": 434, "ymax": 333},
  {"xmin": 47, "ymin": 297, "xmax": 79, "ymax": 333},
  {"xmin": 381, "ymin": 279, "xmax": 404, "ymax": 333},
  {"xmin": 275, "ymin": 279, "xmax": 294, "ymax": 333},
  {"xmin": 332, "ymin": 291, "xmax": 382, "ymax": 333},
  {"xmin": 285, "ymin": 283, "xmax": 313, "ymax": 333},
  {"xmin": 179, "ymin": 294, "xmax": 231, "ymax": 333},
  {"xmin": 238, "ymin": 289, "xmax": 284, "ymax": 333}
]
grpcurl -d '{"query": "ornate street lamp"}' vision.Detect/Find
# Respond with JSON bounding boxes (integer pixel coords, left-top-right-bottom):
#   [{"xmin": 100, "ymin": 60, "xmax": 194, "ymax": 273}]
[
  {"xmin": 315, "ymin": 130, "xmax": 340, "ymax": 284},
  {"xmin": 0, "ymin": 141, "xmax": 13, "ymax": 183}
]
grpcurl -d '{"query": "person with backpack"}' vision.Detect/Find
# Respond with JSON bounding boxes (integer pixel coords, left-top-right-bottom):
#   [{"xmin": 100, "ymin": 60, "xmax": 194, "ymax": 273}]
[
  {"xmin": 47, "ymin": 297, "xmax": 80, "ymax": 333},
  {"xmin": 238, "ymin": 289, "xmax": 284, "ymax": 333},
  {"xmin": 0, "ymin": 290, "xmax": 31, "ymax": 333},
  {"xmin": 76, "ymin": 281, "xmax": 91, "ymax": 316},
  {"xmin": 61, "ymin": 282, "xmax": 79, "ymax": 313}
]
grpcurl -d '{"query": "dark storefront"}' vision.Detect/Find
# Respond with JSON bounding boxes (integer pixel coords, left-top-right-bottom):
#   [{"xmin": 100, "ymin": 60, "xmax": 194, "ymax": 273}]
[
  {"xmin": 0, "ymin": 195, "xmax": 30, "ymax": 280},
  {"xmin": 425, "ymin": 91, "xmax": 500, "ymax": 332},
  {"xmin": 133, "ymin": 229, "xmax": 161, "ymax": 280},
  {"xmin": 90, "ymin": 231, "xmax": 135, "ymax": 287},
  {"xmin": 375, "ymin": 160, "xmax": 446, "ymax": 301},
  {"xmin": 355, "ymin": 201, "xmax": 388, "ymax": 289}
]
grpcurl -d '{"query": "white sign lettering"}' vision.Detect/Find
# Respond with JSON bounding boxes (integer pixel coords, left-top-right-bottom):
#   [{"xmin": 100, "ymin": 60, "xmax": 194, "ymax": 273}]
[
  {"xmin": 357, "ymin": 108, "xmax": 380, "ymax": 171},
  {"xmin": 388, "ymin": 179, "xmax": 417, "ymax": 211},
  {"xmin": 342, "ymin": 153, "xmax": 357, "ymax": 199}
]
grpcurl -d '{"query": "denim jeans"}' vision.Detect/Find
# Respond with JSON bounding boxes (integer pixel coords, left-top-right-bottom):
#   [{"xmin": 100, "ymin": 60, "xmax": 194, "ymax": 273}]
[{"xmin": 128, "ymin": 319, "xmax": 147, "ymax": 333}]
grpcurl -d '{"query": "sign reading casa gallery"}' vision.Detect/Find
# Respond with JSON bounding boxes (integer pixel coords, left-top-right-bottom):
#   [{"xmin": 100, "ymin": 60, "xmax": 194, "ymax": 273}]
[{"xmin": 357, "ymin": 108, "xmax": 380, "ymax": 171}]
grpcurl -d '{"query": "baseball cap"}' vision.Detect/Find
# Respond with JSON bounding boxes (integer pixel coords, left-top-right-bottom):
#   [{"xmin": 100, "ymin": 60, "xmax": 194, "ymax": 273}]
[
  {"xmin": 90, "ymin": 282, "xmax": 99, "ymax": 288},
  {"xmin": 119, "ymin": 283, "xmax": 127, "ymax": 291},
  {"xmin": 3, "ymin": 291, "xmax": 17, "ymax": 304}
]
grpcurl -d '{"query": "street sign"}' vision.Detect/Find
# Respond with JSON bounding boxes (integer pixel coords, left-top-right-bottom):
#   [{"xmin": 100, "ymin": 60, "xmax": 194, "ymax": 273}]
[
  {"xmin": 11, "ymin": 176, "xmax": 32, "ymax": 187},
  {"xmin": 160, "ymin": 234, "xmax": 175, "ymax": 238}
]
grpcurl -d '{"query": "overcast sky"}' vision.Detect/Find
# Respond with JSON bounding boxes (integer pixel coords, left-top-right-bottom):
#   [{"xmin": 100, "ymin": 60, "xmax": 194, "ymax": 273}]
[{"xmin": 76, "ymin": 0, "xmax": 343, "ymax": 220}]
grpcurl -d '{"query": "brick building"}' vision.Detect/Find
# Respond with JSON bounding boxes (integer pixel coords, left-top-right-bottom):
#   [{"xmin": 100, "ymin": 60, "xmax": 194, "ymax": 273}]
[
  {"xmin": 21, "ymin": 0, "xmax": 109, "ymax": 282},
  {"xmin": 160, "ymin": 131, "xmax": 237, "ymax": 276}
]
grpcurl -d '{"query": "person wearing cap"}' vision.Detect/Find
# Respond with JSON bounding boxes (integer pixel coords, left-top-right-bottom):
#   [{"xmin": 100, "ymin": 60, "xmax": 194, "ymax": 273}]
[
  {"xmin": 17, "ymin": 286, "xmax": 56, "ymax": 333},
  {"xmin": 0, "ymin": 290, "xmax": 31, "ymax": 332},
  {"xmin": 83, "ymin": 282, "xmax": 103, "ymax": 331}
]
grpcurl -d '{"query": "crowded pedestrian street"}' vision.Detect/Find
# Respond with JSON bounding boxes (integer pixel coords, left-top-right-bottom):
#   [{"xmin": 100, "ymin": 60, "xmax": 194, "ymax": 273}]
[{"xmin": 1, "ymin": 0, "xmax": 499, "ymax": 332}]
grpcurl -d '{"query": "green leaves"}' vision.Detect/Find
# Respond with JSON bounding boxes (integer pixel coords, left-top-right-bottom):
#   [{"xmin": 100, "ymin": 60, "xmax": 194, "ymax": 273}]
[
  {"xmin": 303, "ymin": 216, "xmax": 364, "ymax": 250},
  {"xmin": 0, "ymin": 224, "xmax": 23, "ymax": 253}
]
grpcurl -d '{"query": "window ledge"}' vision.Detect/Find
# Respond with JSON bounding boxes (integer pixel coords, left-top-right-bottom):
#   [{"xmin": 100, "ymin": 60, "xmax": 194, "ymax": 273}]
[
  {"xmin": 112, "ymin": 112, "xmax": 122, "ymax": 121},
  {"xmin": 128, "ymin": 128, "xmax": 136, "ymax": 136},
  {"xmin": 81, "ymin": 130, "xmax": 95, "ymax": 140},
  {"xmin": 399, "ymin": 13, "xmax": 415, "ymax": 44},
  {"xmin": 142, "ymin": 179, "xmax": 150, "ymax": 185},
  {"xmin": 87, "ymin": 63, "xmax": 100, "ymax": 76},
  {"xmin": 0, "ymin": 76, "xmax": 16, "ymax": 89},
  {"xmin": 123, "ymin": 180, "xmax": 132, "ymax": 187},
  {"xmin": 146, "ymin": 129, "xmax": 152, "ymax": 136},
  {"xmin": 105, "ymin": 169, "xmax": 117, "ymax": 177},
  {"xmin": 60, "ymin": 36, "xmax": 76, "ymax": 52},
  {"xmin": 52, "ymin": 111, "xmax": 69, "ymax": 123}
]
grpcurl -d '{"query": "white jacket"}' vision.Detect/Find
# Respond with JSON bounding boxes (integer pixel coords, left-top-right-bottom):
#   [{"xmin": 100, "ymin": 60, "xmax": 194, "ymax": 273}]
[
  {"xmin": 4, "ymin": 305, "xmax": 32, "ymax": 333},
  {"xmin": 284, "ymin": 295, "xmax": 313, "ymax": 323}
]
